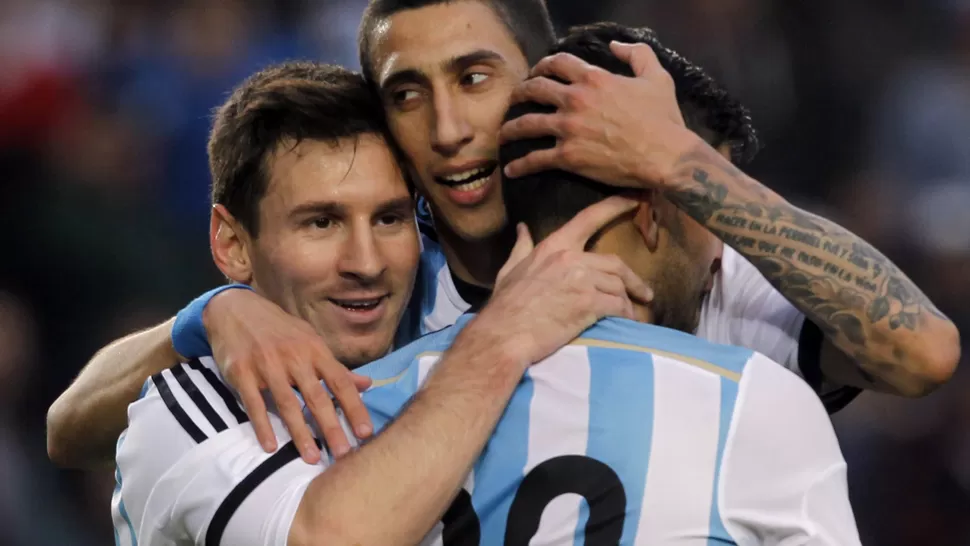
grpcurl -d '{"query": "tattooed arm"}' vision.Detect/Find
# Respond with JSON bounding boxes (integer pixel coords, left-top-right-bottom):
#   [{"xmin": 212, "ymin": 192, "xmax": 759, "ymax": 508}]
[{"xmin": 667, "ymin": 143, "xmax": 960, "ymax": 396}]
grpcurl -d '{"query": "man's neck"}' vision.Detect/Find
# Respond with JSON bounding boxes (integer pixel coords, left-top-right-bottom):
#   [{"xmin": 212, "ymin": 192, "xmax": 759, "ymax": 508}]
[{"xmin": 436, "ymin": 222, "xmax": 516, "ymax": 290}]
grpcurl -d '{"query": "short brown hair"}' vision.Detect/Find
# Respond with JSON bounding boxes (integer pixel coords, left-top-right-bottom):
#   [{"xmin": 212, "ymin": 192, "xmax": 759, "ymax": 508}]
[{"xmin": 208, "ymin": 61, "xmax": 387, "ymax": 236}]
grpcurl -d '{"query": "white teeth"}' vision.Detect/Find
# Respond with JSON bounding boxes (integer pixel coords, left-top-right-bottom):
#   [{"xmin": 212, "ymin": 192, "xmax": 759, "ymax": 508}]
[
  {"xmin": 452, "ymin": 178, "xmax": 488, "ymax": 192},
  {"xmin": 443, "ymin": 167, "xmax": 486, "ymax": 183}
]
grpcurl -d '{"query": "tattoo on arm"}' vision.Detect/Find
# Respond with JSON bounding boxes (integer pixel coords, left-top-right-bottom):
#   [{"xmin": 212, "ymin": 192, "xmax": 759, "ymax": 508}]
[{"xmin": 666, "ymin": 146, "xmax": 948, "ymax": 388}]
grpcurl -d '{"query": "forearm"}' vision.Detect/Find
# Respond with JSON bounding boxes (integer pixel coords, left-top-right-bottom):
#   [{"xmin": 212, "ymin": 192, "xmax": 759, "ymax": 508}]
[
  {"xmin": 290, "ymin": 318, "xmax": 527, "ymax": 545},
  {"xmin": 47, "ymin": 317, "xmax": 182, "ymax": 468},
  {"xmin": 665, "ymin": 140, "xmax": 959, "ymax": 396}
]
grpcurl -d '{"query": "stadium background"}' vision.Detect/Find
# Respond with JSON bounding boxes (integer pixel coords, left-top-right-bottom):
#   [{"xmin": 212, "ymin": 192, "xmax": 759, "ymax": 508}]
[{"xmin": 0, "ymin": 0, "xmax": 967, "ymax": 544}]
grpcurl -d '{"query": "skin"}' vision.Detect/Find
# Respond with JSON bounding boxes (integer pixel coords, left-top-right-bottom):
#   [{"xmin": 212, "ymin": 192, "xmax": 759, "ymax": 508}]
[
  {"xmin": 501, "ymin": 41, "xmax": 960, "ymax": 395},
  {"xmin": 48, "ymin": 4, "xmax": 959, "ymax": 470},
  {"xmin": 213, "ymin": 136, "xmax": 419, "ymax": 370},
  {"xmin": 369, "ymin": 1, "xmax": 529, "ymax": 287},
  {"xmin": 210, "ymin": 134, "xmax": 419, "ymax": 459}
]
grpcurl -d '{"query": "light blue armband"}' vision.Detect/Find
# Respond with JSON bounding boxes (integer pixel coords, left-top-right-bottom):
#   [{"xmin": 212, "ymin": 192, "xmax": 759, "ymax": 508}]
[{"xmin": 172, "ymin": 284, "xmax": 254, "ymax": 358}]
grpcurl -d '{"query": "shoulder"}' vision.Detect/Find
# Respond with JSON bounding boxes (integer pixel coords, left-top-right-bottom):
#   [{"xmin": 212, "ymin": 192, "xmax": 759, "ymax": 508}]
[{"xmin": 577, "ymin": 317, "xmax": 756, "ymax": 379}]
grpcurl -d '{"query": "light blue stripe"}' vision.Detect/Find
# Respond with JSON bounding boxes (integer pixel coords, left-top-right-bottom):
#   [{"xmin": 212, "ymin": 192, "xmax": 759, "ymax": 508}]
[
  {"xmin": 114, "ymin": 430, "xmax": 137, "ymax": 546},
  {"xmin": 395, "ymin": 234, "xmax": 447, "ymax": 346},
  {"xmin": 581, "ymin": 318, "xmax": 752, "ymax": 377},
  {"xmin": 360, "ymin": 361, "xmax": 421, "ymax": 434},
  {"xmin": 471, "ymin": 374, "xmax": 535, "ymax": 543},
  {"xmin": 581, "ymin": 347, "xmax": 655, "ymax": 544},
  {"xmin": 708, "ymin": 377, "xmax": 740, "ymax": 545}
]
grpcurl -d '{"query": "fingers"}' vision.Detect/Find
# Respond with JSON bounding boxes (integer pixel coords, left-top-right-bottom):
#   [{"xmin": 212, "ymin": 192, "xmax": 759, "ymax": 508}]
[
  {"xmin": 609, "ymin": 41, "xmax": 662, "ymax": 78},
  {"xmin": 583, "ymin": 253, "xmax": 654, "ymax": 304},
  {"xmin": 509, "ymin": 76, "xmax": 572, "ymax": 109},
  {"xmin": 531, "ymin": 52, "xmax": 598, "ymax": 83},
  {"xmin": 544, "ymin": 196, "xmax": 639, "ymax": 250},
  {"xmin": 589, "ymin": 272, "xmax": 635, "ymax": 320},
  {"xmin": 500, "ymin": 111, "xmax": 565, "ymax": 144},
  {"xmin": 350, "ymin": 372, "xmax": 373, "ymax": 392},
  {"xmin": 231, "ymin": 367, "xmax": 277, "ymax": 454},
  {"xmin": 496, "ymin": 223, "xmax": 535, "ymax": 285},
  {"xmin": 263, "ymin": 366, "xmax": 321, "ymax": 464},
  {"xmin": 289, "ymin": 362, "xmax": 347, "ymax": 460},
  {"xmin": 325, "ymin": 365, "xmax": 373, "ymax": 442},
  {"xmin": 503, "ymin": 145, "xmax": 563, "ymax": 179}
]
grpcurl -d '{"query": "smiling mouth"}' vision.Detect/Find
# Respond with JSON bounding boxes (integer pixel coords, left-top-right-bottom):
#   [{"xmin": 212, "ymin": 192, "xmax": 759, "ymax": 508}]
[
  {"xmin": 328, "ymin": 296, "xmax": 387, "ymax": 312},
  {"xmin": 434, "ymin": 162, "xmax": 497, "ymax": 191}
]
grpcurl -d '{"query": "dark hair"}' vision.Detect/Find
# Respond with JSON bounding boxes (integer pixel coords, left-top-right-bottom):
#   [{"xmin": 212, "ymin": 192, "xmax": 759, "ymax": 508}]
[
  {"xmin": 357, "ymin": 0, "xmax": 556, "ymax": 84},
  {"xmin": 208, "ymin": 61, "xmax": 387, "ymax": 236},
  {"xmin": 500, "ymin": 23, "xmax": 760, "ymax": 241}
]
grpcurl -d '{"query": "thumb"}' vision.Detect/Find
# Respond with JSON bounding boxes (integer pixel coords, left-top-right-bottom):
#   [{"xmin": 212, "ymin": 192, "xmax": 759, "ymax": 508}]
[
  {"xmin": 610, "ymin": 41, "xmax": 659, "ymax": 78},
  {"xmin": 496, "ymin": 223, "xmax": 534, "ymax": 285}
]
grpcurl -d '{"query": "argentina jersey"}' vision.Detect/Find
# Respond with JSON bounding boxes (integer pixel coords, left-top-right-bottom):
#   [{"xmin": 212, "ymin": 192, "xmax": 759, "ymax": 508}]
[
  {"xmin": 394, "ymin": 231, "xmax": 473, "ymax": 347},
  {"xmin": 364, "ymin": 315, "xmax": 859, "ymax": 545}
]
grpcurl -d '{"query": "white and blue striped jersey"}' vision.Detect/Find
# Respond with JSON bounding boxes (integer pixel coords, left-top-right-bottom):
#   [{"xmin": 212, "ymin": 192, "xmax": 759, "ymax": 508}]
[
  {"xmin": 113, "ymin": 315, "xmax": 859, "ymax": 545},
  {"xmin": 400, "ymin": 236, "xmax": 859, "ymax": 411}
]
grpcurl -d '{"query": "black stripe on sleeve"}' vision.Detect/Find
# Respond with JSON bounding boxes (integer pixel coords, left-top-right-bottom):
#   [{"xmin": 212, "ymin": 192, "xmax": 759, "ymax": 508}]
[
  {"xmin": 172, "ymin": 363, "xmax": 228, "ymax": 433},
  {"xmin": 205, "ymin": 441, "xmax": 304, "ymax": 546},
  {"xmin": 187, "ymin": 359, "xmax": 249, "ymax": 425},
  {"xmin": 152, "ymin": 373, "xmax": 208, "ymax": 443},
  {"xmin": 798, "ymin": 320, "xmax": 862, "ymax": 414}
]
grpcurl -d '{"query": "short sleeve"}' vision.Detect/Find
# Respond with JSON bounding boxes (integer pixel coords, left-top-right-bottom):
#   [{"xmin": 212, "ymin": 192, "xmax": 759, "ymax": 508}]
[
  {"xmin": 717, "ymin": 353, "xmax": 861, "ymax": 546},
  {"xmin": 697, "ymin": 246, "xmax": 805, "ymax": 374},
  {"xmin": 113, "ymin": 360, "xmax": 327, "ymax": 546}
]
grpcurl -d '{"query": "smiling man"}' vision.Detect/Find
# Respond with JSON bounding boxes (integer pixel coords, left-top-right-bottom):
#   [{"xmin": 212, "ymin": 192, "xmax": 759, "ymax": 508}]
[
  {"xmin": 110, "ymin": 60, "xmax": 650, "ymax": 546},
  {"xmin": 48, "ymin": 4, "xmax": 959, "ymax": 469}
]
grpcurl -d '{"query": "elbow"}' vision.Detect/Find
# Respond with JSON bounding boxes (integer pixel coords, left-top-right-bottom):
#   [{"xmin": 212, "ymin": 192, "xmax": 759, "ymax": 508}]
[
  {"xmin": 902, "ymin": 321, "xmax": 961, "ymax": 397},
  {"xmin": 46, "ymin": 400, "xmax": 73, "ymax": 467}
]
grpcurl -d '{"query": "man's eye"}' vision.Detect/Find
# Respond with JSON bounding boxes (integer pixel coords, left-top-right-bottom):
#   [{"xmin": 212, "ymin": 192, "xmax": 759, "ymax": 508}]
[
  {"xmin": 311, "ymin": 217, "xmax": 333, "ymax": 229},
  {"xmin": 378, "ymin": 214, "xmax": 405, "ymax": 226},
  {"xmin": 463, "ymin": 72, "xmax": 488, "ymax": 86},
  {"xmin": 392, "ymin": 89, "xmax": 420, "ymax": 105}
]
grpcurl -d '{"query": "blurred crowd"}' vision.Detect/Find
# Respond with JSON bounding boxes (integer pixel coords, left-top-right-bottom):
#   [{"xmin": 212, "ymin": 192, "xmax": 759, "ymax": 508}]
[{"xmin": 0, "ymin": 0, "xmax": 967, "ymax": 544}]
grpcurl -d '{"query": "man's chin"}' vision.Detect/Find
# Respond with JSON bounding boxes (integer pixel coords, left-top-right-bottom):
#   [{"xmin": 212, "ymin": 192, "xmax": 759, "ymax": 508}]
[{"xmin": 331, "ymin": 337, "xmax": 395, "ymax": 370}]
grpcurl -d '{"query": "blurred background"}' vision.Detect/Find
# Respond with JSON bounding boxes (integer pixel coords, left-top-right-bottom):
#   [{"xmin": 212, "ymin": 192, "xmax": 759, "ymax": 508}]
[{"xmin": 0, "ymin": 0, "xmax": 966, "ymax": 544}]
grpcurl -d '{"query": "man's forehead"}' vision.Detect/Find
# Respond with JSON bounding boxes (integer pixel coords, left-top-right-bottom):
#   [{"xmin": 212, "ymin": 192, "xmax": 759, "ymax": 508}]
[
  {"xmin": 368, "ymin": 2, "xmax": 522, "ymax": 85},
  {"xmin": 265, "ymin": 137, "xmax": 407, "ymax": 206}
]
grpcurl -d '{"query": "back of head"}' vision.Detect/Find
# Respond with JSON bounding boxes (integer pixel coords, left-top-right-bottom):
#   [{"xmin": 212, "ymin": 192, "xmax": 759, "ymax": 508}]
[
  {"xmin": 357, "ymin": 0, "xmax": 556, "ymax": 83},
  {"xmin": 208, "ymin": 62, "xmax": 387, "ymax": 236},
  {"xmin": 501, "ymin": 22, "xmax": 759, "ymax": 243}
]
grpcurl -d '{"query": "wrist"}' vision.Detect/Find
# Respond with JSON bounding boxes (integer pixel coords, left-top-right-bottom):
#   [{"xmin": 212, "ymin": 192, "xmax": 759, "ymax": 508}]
[
  {"xmin": 173, "ymin": 284, "xmax": 253, "ymax": 359},
  {"xmin": 651, "ymin": 129, "xmax": 706, "ymax": 191}
]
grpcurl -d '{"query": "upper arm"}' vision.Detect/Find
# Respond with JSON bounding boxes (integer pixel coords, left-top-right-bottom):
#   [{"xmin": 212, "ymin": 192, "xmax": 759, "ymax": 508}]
[
  {"xmin": 717, "ymin": 354, "xmax": 861, "ymax": 546},
  {"xmin": 115, "ymin": 360, "xmax": 326, "ymax": 546}
]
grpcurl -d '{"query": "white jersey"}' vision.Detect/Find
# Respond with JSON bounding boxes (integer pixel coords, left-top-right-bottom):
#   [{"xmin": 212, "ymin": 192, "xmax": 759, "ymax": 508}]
[
  {"xmin": 113, "ymin": 317, "xmax": 859, "ymax": 545},
  {"xmin": 400, "ymin": 237, "xmax": 858, "ymax": 410}
]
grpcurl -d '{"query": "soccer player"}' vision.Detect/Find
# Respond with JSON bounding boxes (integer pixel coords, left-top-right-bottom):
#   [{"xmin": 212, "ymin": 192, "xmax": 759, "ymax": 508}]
[
  {"xmin": 111, "ymin": 59, "xmax": 649, "ymax": 545},
  {"xmin": 114, "ymin": 83, "xmax": 860, "ymax": 546},
  {"xmin": 48, "ymin": 5, "xmax": 959, "ymax": 468}
]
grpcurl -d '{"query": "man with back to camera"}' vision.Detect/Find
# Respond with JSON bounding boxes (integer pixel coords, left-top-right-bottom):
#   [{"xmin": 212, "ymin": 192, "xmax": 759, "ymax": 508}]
[
  {"xmin": 49, "ymin": 2, "xmax": 959, "ymax": 468},
  {"xmin": 115, "ymin": 37, "xmax": 860, "ymax": 545},
  {"xmin": 111, "ymin": 58, "xmax": 651, "ymax": 546}
]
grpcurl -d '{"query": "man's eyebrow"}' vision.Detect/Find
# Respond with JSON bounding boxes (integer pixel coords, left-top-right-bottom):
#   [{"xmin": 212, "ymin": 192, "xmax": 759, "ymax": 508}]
[
  {"xmin": 381, "ymin": 68, "xmax": 428, "ymax": 92},
  {"xmin": 374, "ymin": 196, "xmax": 415, "ymax": 216},
  {"xmin": 444, "ymin": 49, "xmax": 505, "ymax": 74},
  {"xmin": 289, "ymin": 201, "xmax": 345, "ymax": 220},
  {"xmin": 380, "ymin": 49, "xmax": 505, "ymax": 91}
]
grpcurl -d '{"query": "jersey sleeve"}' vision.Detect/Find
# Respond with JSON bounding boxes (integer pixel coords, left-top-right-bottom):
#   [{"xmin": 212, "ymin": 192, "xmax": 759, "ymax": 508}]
[
  {"xmin": 716, "ymin": 353, "xmax": 861, "ymax": 546},
  {"xmin": 113, "ymin": 358, "xmax": 331, "ymax": 546},
  {"xmin": 699, "ymin": 246, "xmax": 806, "ymax": 373}
]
